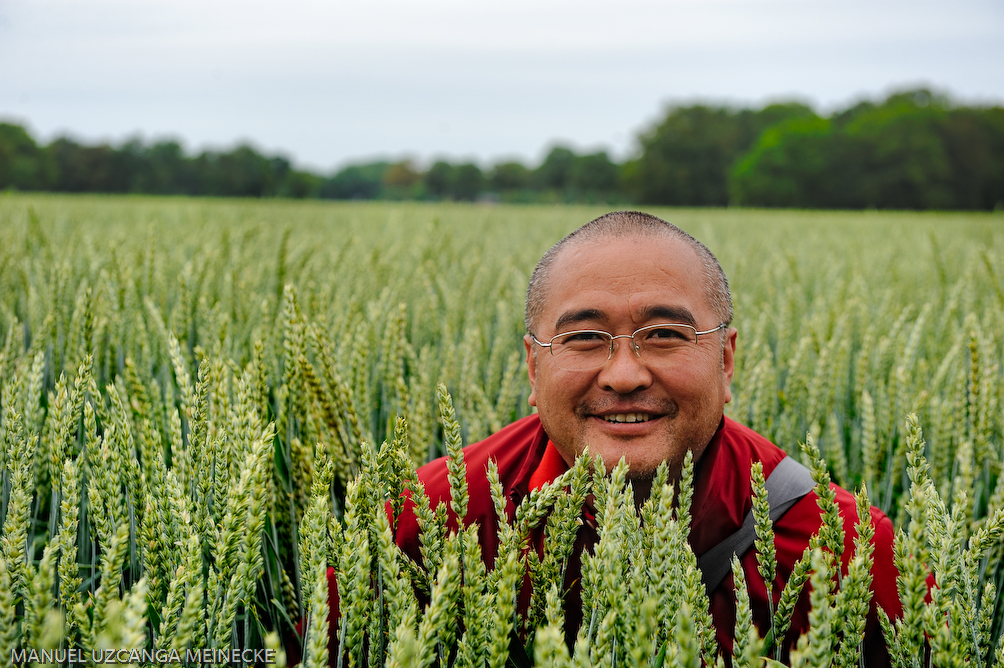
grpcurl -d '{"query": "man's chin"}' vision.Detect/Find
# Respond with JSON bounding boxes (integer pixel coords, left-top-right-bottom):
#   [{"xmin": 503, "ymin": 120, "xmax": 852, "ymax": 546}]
[
  {"xmin": 624, "ymin": 467, "xmax": 658, "ymax": 482},
  {"xmin": 582, "ymin": 443, "xmax": 671, "ymax": 480}
]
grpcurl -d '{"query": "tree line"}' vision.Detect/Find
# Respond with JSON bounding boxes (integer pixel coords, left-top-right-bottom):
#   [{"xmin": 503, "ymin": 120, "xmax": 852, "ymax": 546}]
[{"xmin": 2, "ymin": 88, "xmax": 1002, "ymax": 209}]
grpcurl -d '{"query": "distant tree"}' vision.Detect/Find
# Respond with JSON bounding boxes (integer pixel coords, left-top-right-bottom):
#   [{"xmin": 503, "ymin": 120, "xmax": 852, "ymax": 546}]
[
  {"xmin": 569, "ymin": 151, "xmax": 619, "ymax": 196},
  {"xmin": 0, "ymin": 122, "xmax": 53, "ymax": 190},
  {"xmin": 195, "ymin": 145, "xmax": 285, "ymax": 197},
  {"xmin": 730, "ymin": 116, "xmax": 839, "ymax": 208},
  {"xmin": 114, "ymin": 138, "xmax": 154, "ymax": 193},
  {"xmin": 424, "ymin": 161, "xmax": 454, "ymax": 199},
  {"xmin": 143, "ymin": 140, "xmax": 201, "ymax": 194},
  {"xmin": 534, "ymin": 146, "xmax": 576, "ymax": 191},
  {"xmin": 452, "ymin": 163, "xmax": 484, "ymax": 200},
  {"xmin": 380, "ymin": 160, "xmax": 423, "ymax": 199},
  {"xmin": 6, "ymin": 88, "xmax": 996, "ymax": 209},
  {"xmin": 48, "ymin": 138, "xmax": 121, "ymax": 192},
  {"xmin": 750, "ymin": 103, "xmax": 817, "ymax": 135},
  {"xmin": 279, "ymin": 170, "xmax": 323, "ymax": 198},
  {"xmin": 489, "ymin": 161, "xmax": 531, "ymax": 191},
  {"xmin": 384, "ymin": 160, "xmax": 422, "ymax": 188},
  {"xmin": 319, "ymin": 162, "xmax": 390, "ymax": 199},
  {"xmin": 730, "ymin": 89, "xmax": 1003, "ymax": 210},
  {"xmin": 943, "ymin": 106, "xmax": 1004, "ymax": 209},
  {"xmin": 626, "ymin": 103, "xmax": 814, "ymax": 205},
  {"xmin": 841, "ymin": 90, "xmax": 955, "ymax": 209},
  {"xmin": 830, "ymin": 100, "xmax": 878, "ymax": 128},
  {"xmin": 626, "ymin": 106, "xmax": 743, "ymax": 205}
]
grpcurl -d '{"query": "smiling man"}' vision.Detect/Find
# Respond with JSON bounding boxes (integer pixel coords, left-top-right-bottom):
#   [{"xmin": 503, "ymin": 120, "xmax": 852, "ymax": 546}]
[
  {"xmin": 523, "ymin": 212, "xmax": 734, "ymax": 487},
  {"xmin": 393, "ymin": 211, "xmax": 902, "ymax": 663}
]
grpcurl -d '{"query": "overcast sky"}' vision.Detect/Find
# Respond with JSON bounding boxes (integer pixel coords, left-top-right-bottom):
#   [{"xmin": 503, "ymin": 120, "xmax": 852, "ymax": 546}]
[{"xmin": 1, "ymin": 0, "xmax": 1002, "ymax": 172}]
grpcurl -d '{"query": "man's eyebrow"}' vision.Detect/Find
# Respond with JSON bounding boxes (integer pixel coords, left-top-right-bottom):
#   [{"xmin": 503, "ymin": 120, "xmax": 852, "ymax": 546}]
[
  {"xmin": 640, "ymin": 305, "xmax": 698, "ymax": 327},
  {"xmin": 554, "ymin": 308, "xmax": 606, "ymax": 332},
  {"xmin": 552, "ymin": 305, "xmax": 698, "ymax": 332}
]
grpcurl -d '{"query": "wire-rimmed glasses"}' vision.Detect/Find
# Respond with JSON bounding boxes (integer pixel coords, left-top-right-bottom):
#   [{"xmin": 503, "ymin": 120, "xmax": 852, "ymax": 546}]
[{"xmin": 531, "ymin": 322, "xmax": 727, "ymax": 372}]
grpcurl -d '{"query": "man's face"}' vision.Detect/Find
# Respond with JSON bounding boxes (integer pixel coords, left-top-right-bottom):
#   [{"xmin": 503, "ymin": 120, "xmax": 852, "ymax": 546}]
[{"xmin": 524, "ymin": 234, "xmax": 737, "ymax": 480}]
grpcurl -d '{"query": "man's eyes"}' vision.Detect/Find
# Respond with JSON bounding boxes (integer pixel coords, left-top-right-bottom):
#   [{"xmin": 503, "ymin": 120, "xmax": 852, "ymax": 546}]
[
  {"xmin": 556, "ymin": 327, "xmax": 692, "ymax": 345},
  {"xmin": 647, "ymin": 327, "xmax": 687, "ymax": 339},
  {"xmin": 644, "ymin": 327, "xmax": 692, "ymax": 343},
  {"xmin": 564, "ymin": 331, "xmax": 607, "ymax": 342}
]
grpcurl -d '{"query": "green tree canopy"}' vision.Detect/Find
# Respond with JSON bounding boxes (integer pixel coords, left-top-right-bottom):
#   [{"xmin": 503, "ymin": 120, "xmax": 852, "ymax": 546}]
[
  {"xmin": 319, "ymin": 162, "xmax": 390, "ymax": 200},
  {"xmin": 195, "ymin": 145, "xmax": 287, "ymax": 197},
  {"xmin": 534, "ymin": 146, "xmax": 576, "ymax": 190},
  {"xmin": 452, "ymin": 163, "xmax": 484, "ymax": 201},
  {"xmin": 0, "ymin": 122, "xmax": 53, "ymax": 191},
  {"xmin": 489, "ymin": 161, "xmax": 532, "ymax": 191},
  {"xmin": 623, "ymin": 103, "xmax": 815, "ymax": 206},
  {"xmin": 424, "ymin": 161, "xmax": 454, "ymax": 199},
  {"xmin": 731, "ymin": 89, "xmax": 1004, "ymax": 209},
  {"xmin": 568, "ymin": 151, "xmax": 619, "ymax": 196},
  {"xmin": 2, "ymin": 89, "xmax": 1001, "ymax": 209}
]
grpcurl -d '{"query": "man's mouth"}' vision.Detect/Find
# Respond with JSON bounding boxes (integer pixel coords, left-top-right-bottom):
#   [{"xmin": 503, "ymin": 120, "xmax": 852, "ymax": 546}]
[{"xmin": 602, "ymin": 413, "xmax": 654, "ymax": 424}]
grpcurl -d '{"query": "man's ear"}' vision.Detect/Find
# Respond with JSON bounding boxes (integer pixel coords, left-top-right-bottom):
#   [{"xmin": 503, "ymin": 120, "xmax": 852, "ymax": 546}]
[
  {"xmin": 722, "ymin": 327, "xmax": 737, "ymax": 404},
  {"xmin": 524, "ymin": 334, "xmax": 538, "ymax": 407}
]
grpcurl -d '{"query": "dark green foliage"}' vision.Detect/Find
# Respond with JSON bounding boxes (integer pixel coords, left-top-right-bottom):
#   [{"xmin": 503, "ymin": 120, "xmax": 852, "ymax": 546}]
[
  {"xmin": 195, "ymin": 146, "xmax": 291, "ymax": 197},
  {"xmin": 318, "ymin": 162, "xmax": 390, "ymax": 200},
  {"xmin": 534, "ymin": 146, "xmax": 577, "ymax": 191},
  {"xmin": 489, "ymin": 161, "xmax": 532, "ymax": 192},
  {"xmin": 730, "ymin": 117, "xmax": 840, "ymax": 208},
  {"xmin": 2, "ymin": 87, "xmax": 1003, "ymax": 208},
  {"xmin": 279, "ymin": 170, "xmax": 323, "ymax": 199},
  {"xmin": 36, "ymin": 134, "xmax": 303, "ymax": 198},
  {"xmin": 0, "ymin": 123, "xmax": 55, "ymax": 191},
  {"xmin": 451, "ymin": 163, "xmax": 484, "ymax": 201},
  {"xmin": 624, "ymin": 103, "xmax": 815, "ymax": 206},
  {"xmin": 732, "ymin": 89, "xmax": 1004, "ymax": 210},
  {"xmin": 424, "ymin": 161, "xmax": 454, "ymax": 199},
  {"xmin": 381, "ymin": 160, "xmax": 425, "ymax": 200},
  {"xmin": 418, "ymin": 161, "xmax": 485, "ymax": 201},
  {"xmin": 568, "ymin": 152, "xmax": 619, "ymax": 198}
]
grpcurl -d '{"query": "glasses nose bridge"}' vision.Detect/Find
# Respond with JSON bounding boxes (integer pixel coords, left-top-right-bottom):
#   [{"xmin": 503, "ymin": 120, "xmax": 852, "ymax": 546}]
[{"xmin": 607, "ymin": 332, "xmax": 641, "ymax": 359}]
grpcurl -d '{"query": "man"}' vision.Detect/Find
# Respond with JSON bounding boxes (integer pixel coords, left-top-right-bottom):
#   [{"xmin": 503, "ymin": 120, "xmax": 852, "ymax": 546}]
[{"xmin": 395, "ymin": 211, "xmax": 901, "ymax": 662}]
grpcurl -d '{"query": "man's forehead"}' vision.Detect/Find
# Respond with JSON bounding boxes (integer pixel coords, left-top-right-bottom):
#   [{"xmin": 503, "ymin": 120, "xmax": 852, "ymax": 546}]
[
  {"xmin": 543, "ymin": 233, "xmax": 709, "ymax": 323},
  {"xmin": 556, "ymin": 230, "xmax": 696, "ymax": 263},
  {"xmin": 549, "ymin": 232, "xmax": 702, "ymax": 286}
]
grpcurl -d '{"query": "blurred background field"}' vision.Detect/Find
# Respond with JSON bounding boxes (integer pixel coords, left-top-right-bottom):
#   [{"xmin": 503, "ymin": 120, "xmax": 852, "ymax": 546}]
[
  {"xmin": 3, "ymin": 194, "xmax": 1001, "ymax": 492},
  {"xmin": 0, "ymin": 194, "xmax": 1001, "ymax": 660}
]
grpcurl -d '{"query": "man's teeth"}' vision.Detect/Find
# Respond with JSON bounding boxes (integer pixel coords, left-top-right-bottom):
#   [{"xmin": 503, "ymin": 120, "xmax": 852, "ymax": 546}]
[{"xmin": 603, "ymin": 413, "xmax": 652, "ymax": 423}]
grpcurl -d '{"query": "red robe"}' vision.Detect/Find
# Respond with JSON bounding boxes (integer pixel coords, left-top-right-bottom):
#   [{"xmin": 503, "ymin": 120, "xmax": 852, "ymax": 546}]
[
  {"xmin": 305, "ymin": 414, "xmax": 902, "ymax": 666},
  {"xmin": 394, "ymin": 414, "xmax": 902, "ymax": 665}
]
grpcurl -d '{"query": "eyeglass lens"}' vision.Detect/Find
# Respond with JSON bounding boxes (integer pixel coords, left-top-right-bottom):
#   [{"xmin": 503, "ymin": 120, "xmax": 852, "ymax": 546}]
[{"xmin": 549, "ymin": 324, "xmax": 698, "ymax": 371}]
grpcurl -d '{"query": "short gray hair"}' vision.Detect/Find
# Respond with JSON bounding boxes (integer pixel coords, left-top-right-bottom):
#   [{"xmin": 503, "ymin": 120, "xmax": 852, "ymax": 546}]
[{"xmin": 524, "ymin": 211, "xmax": 732, "ymax": 334}]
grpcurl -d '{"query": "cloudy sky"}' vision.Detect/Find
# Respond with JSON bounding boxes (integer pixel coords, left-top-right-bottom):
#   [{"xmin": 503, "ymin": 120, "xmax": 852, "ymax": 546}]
[{"xmin": 1, "ymin": 0, "xmax": 1001, "ymax": 172}]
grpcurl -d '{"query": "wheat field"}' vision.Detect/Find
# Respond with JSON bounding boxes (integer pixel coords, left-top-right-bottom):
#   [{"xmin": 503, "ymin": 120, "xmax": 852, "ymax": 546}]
[{"xmin": 0, "ymin": 193, "xmax": 1001, "ymax": 667}]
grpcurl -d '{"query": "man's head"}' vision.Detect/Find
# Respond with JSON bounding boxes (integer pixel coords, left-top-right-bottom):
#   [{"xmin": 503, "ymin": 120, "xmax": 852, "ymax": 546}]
[{"xmin": 523, "ymin": 211, "xmax": 737, "ymax": 480}]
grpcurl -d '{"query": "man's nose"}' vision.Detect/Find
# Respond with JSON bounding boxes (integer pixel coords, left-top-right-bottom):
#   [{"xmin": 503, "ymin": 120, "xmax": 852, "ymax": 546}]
[{"xmin": 597, "ymin": 337, "xmax": 653, "ymax": 394}]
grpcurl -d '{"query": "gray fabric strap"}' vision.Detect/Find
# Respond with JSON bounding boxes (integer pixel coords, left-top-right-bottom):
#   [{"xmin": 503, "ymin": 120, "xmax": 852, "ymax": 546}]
[{"xmin": 696, "ymin": 456, "xmax": 817, "ymax": 594}]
